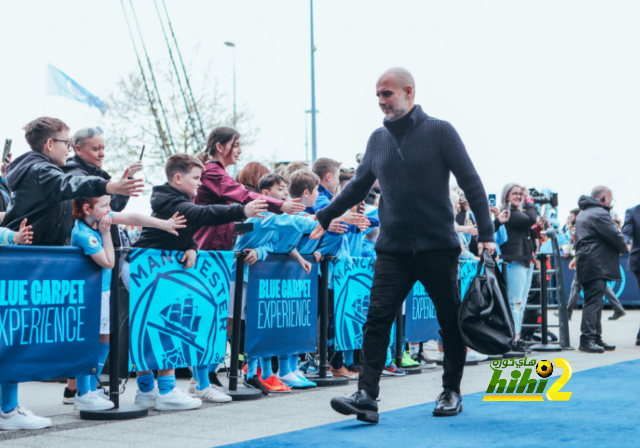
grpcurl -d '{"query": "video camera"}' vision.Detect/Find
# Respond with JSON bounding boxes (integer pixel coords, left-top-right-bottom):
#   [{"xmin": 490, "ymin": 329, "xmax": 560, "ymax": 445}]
[{"xmin": 528, "ymin": 188, "xmax": 558, "ymax": 208}]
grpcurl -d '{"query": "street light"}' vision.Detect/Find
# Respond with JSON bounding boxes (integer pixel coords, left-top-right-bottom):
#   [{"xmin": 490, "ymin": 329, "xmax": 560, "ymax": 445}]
[
  {"xmin": 309, "ymin": 0, "xmax": 318, "ymax": 163},
  {"xmin": 224, "ymin": 41, "xmax": 237, "ymax": 176}
]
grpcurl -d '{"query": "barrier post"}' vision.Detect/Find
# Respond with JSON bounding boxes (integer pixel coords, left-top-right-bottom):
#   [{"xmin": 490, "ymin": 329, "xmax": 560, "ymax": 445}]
[
  {"xmin": 80, "ymin": 248, "xmax": 149, "ymax": 420},
  {"xmin": 225, "ymin": 251, "xmax": 261, "ymax": 401},
  {"xmin": 313, "ymin": 256, "xmax": 348, "ymax": 387},
  {"xmin": 549, "ymin": 230, "xmax": 573, "ymax": 350},
  {"xmin": 394, "ymin": 309, "xmax": 403, "ymax": 368},
  {"xmin": 530, "ymin": 253, "xmax": 561, "ymax": 352}
]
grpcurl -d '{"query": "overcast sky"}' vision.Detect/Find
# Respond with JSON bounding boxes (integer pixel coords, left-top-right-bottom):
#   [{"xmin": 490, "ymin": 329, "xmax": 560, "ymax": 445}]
[{"xmin": 1, "ymin": 0, "xmax": 639, "ymax": 219}]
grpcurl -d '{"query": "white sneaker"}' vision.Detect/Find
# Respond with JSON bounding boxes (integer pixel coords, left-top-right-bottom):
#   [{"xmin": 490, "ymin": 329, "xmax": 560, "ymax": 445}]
[
  {"xmin": 155, "ymin": 388, "xmax": 202, "ymax": 411},
  {"xmin": 74, "ymin": 391, "xmax": 115, "ymax": 411},
  {"xmin": 428, "ymin": 352, "xmax": 444, "ymax": 362},
  {"xmin": 0, "ymin": 406, "xmax": 52, "ymax": 431},
  {"xmin": 95, "ymin": 388, "xmax": 110, "ymax": 400},
  {"xmin": 466, "ymin": 350, "xmax": 488, "ymax": 362},
  {"xmin": 134, "ymin": 388, "xmax": 159, "ymax": 408},
  {"xmin": 422, "ymin": 340, "xmax": 439, "ymax": 352},
  {"xmin": 188, "ymin": 378, "xmax": 198, "ymax": 394},
  {"xmin": 194, "ymin": 385, "xmax": 232, "ymax": 403}
]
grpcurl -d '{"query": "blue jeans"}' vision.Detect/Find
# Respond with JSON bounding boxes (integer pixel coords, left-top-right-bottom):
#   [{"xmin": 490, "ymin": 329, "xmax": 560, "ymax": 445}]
[{"xmin": 506, "ymin": 262, "xmax": 534, "ymax": 334}]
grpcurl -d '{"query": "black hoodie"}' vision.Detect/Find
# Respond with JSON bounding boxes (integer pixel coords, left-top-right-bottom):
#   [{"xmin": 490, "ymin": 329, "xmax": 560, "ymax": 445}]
[
  {"xmin": 1, "ymin": 151, "xmax": 108, "ymax": 246},
  {"xmin": 575, "ymin": 195, "xmax": 627, "ymax": 283},
  {"xmin": 133, "ymin": 183, "xmax": 246, "ymax": 251}
]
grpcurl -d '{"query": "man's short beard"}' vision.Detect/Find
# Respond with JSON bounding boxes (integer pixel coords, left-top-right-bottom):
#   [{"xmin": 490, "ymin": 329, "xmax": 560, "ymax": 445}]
[{"xmin": 386, "ymin": 106, "xmax": 408, "ymax": 121}]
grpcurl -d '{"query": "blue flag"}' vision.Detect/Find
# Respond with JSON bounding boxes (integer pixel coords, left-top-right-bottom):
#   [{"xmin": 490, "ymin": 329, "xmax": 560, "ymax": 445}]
[{"xmin": 47, "ymin": 64, "xmax": 106, "ymax": 115}]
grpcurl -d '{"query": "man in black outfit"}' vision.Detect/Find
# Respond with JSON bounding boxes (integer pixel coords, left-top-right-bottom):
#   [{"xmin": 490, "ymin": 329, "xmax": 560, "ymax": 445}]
[
  {"xmin": 574, "ymin": 186, "xmax": 626, "ymax": 353},
  {"xmin": 315, "ymin": 68, "xmax": 495, "ymax": 423}
]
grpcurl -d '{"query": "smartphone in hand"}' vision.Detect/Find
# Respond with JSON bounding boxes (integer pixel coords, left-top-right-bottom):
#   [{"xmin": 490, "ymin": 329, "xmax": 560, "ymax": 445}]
[
  {"xmin": 488, "ymin": 193, "xmax": 496, "ymax": 207},
  {"xmin": 3, "ymin": 139, "xmax": 11, "ymax": 163},
  {"xmin": 139, "ymin": 145, "xmax": 145, "ymax": 161}
]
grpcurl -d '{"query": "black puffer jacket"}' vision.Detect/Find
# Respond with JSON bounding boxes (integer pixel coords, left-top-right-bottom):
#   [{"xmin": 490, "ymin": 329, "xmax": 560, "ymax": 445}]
[
  {"xmin": 133, "ymin": 183, "xmax": 246, "ymax": 251},
  {"xmin": 1, "ymin": 151, "xmax": 108, "ymax": 246},
  {"xmin": 61, "ymin": 155, "xmax": 129, "ymax": 246},
  {"xmin": 499, "ymin": 202, "xmax": 538, "ymax": 266},
  {"xmin": 575, "ymin": 195, "xmax": 627, "ymax": 283}
]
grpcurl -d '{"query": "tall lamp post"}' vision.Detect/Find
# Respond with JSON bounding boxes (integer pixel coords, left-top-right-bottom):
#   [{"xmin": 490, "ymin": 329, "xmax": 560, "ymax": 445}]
[
  {"xmin": 224, "ymin": 41, "xmax": 237, "ymax": 176},
  {"xmin": 309, "ymin": 0, "xmax": 318, "ymax": 162}
]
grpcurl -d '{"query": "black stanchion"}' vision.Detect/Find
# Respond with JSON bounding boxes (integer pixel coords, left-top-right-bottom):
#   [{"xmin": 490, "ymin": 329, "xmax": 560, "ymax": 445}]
[
  {"xmin": 225, "ymin": 251, "xmax": 261, "ymax": 401},
  {"xmin": 530, "ymin": 253, "xmax": 561, "ymax": 353},
  {"xmin": 81, "ymin": 248, "xmax": 148, "ymax": 420},
  {"xmin": 313, "ymin": 256, "xmax": 349, "ymax": 387}
]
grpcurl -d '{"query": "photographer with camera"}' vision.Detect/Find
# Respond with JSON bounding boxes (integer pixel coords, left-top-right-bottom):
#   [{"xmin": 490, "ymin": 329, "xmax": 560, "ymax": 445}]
[{"xmin": 498, "ymin": 183, "xmax": 539, "ymax": 353}]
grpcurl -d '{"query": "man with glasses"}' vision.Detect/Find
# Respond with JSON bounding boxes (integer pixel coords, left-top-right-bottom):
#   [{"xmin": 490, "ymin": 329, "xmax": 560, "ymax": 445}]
[
  {"xmin": 0, "ymin": 117, "xmax": 143, "ymax": 247},
  {"xmin": 574, "ymin": 186, "xmax": 627, "ymax": 353}
]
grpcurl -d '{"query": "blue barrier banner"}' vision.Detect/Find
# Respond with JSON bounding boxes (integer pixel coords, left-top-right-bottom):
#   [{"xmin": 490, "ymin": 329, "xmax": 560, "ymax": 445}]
[
  {"xmin": 245, "ymin": 254, "xmax": 318, "ymax": 358},
  {"xmin": 405, "ymin": 282, "xmax": 440, "ymax": 342},
  {"xmin": 0, "ymin": 246, "xmax": 102, "ymax": 384},
  {"xmin": 333, "ymin": 258, "xmax": 374, "ymax": 351},
  {"xmin": 460, "ymin": 261, "xmax": 479, "ymax": 298},
  {"xmin": 128, "ymin": 249, "xmax": 233, "ymax": 371},
  {"xmin": 560, "ymin": 254, "xmax": 640, "ymax": 306}
]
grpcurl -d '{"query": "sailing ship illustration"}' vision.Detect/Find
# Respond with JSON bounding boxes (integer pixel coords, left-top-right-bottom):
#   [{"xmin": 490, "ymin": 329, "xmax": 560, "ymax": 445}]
[{"xmin": 159, "ymin": 295, "xmax": 202, "ymax": 341}]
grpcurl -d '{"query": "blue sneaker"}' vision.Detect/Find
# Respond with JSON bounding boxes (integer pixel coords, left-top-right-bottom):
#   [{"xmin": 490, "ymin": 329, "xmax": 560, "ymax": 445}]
[
  {"xmin": 382, "ymin": 363, "xmax": 406, "ymax": 377},
  {"xmin": 295, "ymin": 370, "xmax": 317, "ymax": 388},
  {"xmin": 279, "ymin": 372, "xmax": 317, "ymax": 388},
  {"xmin": 299, "ymin": 359, "xmax": 318, "ymax": 376}
]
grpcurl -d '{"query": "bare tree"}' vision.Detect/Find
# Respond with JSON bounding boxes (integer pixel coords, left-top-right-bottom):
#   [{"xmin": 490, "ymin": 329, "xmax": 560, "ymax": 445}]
[{"xmin": 102, "ymin": 60, "xmax": 259, "ymax": 182}]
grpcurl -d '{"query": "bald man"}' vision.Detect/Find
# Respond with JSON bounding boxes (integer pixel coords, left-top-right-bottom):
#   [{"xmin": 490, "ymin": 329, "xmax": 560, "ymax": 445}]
[
  {"xmin": 574, "ymin": 186, "xmax": 627, "ymax": 353},
  {"xmin": 316, "ymin": 68, "xmax": 495, "ymax": 422}
]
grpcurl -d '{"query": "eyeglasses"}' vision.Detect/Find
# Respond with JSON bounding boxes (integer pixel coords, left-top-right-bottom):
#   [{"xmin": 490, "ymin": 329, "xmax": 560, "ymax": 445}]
[
  {"xmin": 52, "ymin": 139, "xmax": 72, "ymax": 148},
  {"xmin": 87, "ymin": 126, "xmax": 104, "ymax": 137}
]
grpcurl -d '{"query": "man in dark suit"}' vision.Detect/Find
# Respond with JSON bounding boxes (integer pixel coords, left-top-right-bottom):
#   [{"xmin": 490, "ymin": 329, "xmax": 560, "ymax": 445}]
[{"xmin": 622, "ymin": 204, "xmax": 640, "ymax": 345}]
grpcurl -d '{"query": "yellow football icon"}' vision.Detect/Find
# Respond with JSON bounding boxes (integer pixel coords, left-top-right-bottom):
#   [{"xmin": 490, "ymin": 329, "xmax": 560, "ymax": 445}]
[{"xmin": 536, "ymin": 360, "xmax": 553, "ymax": 378}]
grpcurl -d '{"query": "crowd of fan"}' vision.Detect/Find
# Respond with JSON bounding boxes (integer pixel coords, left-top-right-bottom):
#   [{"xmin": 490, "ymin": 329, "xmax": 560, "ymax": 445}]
[{"xmin": 0, "ymin": 116, "xmax": 633, "ymax": 431}]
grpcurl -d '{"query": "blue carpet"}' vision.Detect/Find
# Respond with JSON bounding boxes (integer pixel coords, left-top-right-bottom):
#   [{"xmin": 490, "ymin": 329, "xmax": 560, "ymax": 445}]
[{"xmin": 222, "ymin": 359, "xmax": 640, "ymax": 448}]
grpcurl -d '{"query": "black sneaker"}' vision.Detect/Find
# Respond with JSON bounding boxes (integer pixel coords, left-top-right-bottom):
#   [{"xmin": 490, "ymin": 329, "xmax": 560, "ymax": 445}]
[
  {"xmin": 331, "ymin": 390, "xmax": 379, "ymax": 424},
  {"xmin": 244, "ymin": 376, "xmax": 270, "ymax": 395},
  {"xmin": 209, "ymin": 372, "xmax": 224, "ymax": 388},
  {"xmin": 62, "ymin": 387, "xmax": 77, "ymax": 404}
]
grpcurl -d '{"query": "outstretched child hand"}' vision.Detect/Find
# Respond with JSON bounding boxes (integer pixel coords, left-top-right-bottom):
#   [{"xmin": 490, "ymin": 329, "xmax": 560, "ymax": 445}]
[
  {"xmin": 244, "ymin": 199, "xmax": 268, "ymax": 218},
  {"xmin": 99, "ymin": 214, "xmax": 112, "ymax": 234},
  {"xmin": 244, "ymin": 249, "xmax": 258, "ymax": 266},
  {"xmin": 358, "ymin": 217, "xmax": 371, "ymax": 232},
  {"xmin": 279, "ymin": 198, "xmax": 306, "ymax": 215},
  {"xmin": 313, "ymin": 251, "xmax": 322, "ymax": 263},
  {"xmin": 163, "ymin": 212, "xmax": 187, "ymax": 236},
  {"xmin": 13, "ymin": 219, "xmax": 33, "ymax": 245},
  {"xmin": 298, "ymin": 258, "xmax": 312, "ymax": 275},
  {"xmin": 328, "ymin": 219, "xmax": 348, "ymax": 234},
  {"xmin": 309, "ymin": 222, "xmax": 326, "ymax": 240}
]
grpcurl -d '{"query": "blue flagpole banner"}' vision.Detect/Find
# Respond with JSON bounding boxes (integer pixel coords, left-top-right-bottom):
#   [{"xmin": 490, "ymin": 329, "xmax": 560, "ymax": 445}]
[
  {"xmin": 47, "ymin": 64, "xmax": 107, "ymax": 115},
  {"xmin": 460, "ymin": 260, "xmax": 479, "ymax": 298},
  {"xmin": 0, "ymin": 246, "xmax": 102, "ymax": 384},
  {"xmin": 128, "ymin": 249, "xmax": 233, "ymax": 372},
  {"xmin": 245, "ymin": 254, "xmax": 318, "ymax": 358},
  {"xmin": 404, "ymin": 282, "xmax": 441, "ymax": 343},
  {"xmin": 333, "ymin": 257, "xmax": 374, "ymax": 351}
]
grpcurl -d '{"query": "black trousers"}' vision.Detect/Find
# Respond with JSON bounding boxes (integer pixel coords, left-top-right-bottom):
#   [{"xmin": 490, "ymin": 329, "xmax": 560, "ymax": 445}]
[
  {"xmin": 580, "ymin": 278, "xmax": 606, "ymax": 343},
  {"xmin": 358, "ymin": 248, "xmax": 465, "ymax": 398}
]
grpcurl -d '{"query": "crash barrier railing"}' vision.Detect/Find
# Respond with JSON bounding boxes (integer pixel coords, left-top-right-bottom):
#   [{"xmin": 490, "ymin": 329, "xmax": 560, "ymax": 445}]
[{"xmin": 522, "ymin": 229, "xmax": 573, "ymax": 351}]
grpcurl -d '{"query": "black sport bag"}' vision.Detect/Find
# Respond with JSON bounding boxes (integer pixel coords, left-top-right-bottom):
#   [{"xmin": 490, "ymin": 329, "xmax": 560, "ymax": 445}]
[{"xmin": 459, "ymin": 250, "xmax": 515, "ymax": 355}]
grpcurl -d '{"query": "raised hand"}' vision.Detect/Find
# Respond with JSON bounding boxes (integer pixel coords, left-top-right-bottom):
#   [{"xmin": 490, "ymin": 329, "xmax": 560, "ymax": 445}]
[
  {"xmin": 106, "ymin": 167, "xmax": 145, "ymax": 197},
  {"xmin": 1, "ymin": 153, "xmax": 12, "ymax": 177},
  {"xmin": 358, "ymin": 217, "xmax": 371, "ymax": 232},
  {"xmin": 280, "ymin": 198, "xmax": 306, "ymax": 215},
  {"xmin": 340, "ymin": 211, "xmax": 367, "ymax": 226},
  {"xmin": 309, "ymin": 222, "xmax": 326, "ymax": 240},
  {"xmin": 244, "ymin": 199, "xmax": 268, "ymax": 218},
  {"xmin": 98, "ymin": 213, "xmax": 112, "ymax": 234},
  {"xmin": 128, "ymin": 160, "xmax": 144, "ymax": 178},
  {"xmin": 490, "ymin": 206, "xmax": 500, "ymax": 218},
  {"xmin": 13, "ymin": 218, "xmax": 33, "ymax": 245},
  {"xmin": 328, "ymin": 219, "xmax": 349, "ymax": 234},
  {"xmin": 163, "ymin": 212, "xmax": 187, "ymax": 236}
]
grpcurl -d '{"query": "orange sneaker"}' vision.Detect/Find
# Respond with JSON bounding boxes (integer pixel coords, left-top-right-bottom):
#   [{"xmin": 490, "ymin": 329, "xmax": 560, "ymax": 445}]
[{"xmin": 259, "ymin": 375, "xmax": 291, "ymax": 393}]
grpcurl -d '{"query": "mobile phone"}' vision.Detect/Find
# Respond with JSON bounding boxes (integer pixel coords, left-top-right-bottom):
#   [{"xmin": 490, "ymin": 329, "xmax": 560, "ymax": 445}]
[
  {"xmin": 488, "ymin": 194, "xmax": 496, "ymax": 207},
  {"xmin": 139, "ymin": 145, "xmax": 145, "ymax": 161},
  {"xmin": 2, "ymin": 139, "xmax": 11, "ymax": 163},
  {"xmin": 507, "ymin": 202, "xmax": 512, "ymax": 218},
  {"xmin": 234, "ymin": 222, "xmax": 254, "ymax": 234}
]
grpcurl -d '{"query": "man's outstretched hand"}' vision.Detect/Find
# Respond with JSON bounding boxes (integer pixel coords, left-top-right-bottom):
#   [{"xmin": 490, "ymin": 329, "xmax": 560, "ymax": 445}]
[{"xmin": 309, "ymin": 222, "xmax": 326, "ymax": 240}]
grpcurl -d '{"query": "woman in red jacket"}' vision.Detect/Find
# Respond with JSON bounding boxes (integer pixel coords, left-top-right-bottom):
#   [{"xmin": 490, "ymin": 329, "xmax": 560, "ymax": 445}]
[{"xmin": 194, "ymin": 127, "xmax": 305, "ymax": 251}]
